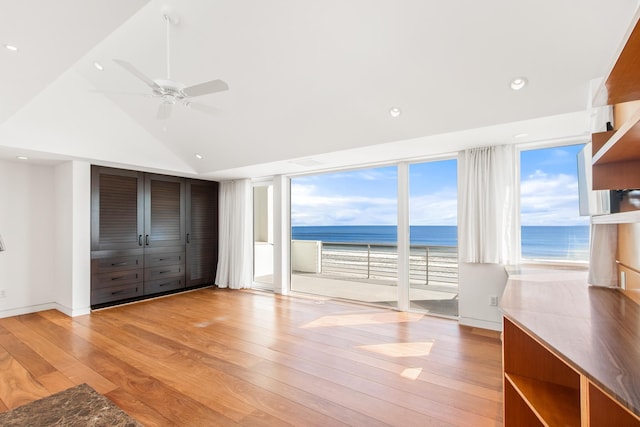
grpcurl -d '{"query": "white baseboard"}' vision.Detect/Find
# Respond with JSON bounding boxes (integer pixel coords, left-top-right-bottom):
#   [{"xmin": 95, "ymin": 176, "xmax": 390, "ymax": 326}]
[
  {"xmin": 54, "ymin": 303, "xmax": 90, "ymax": 317},
  {"xmin": 0, "ymin": 302, "xmax": 90, "ymax": 319},
  {"xmin": 0, "ymin": 303, "xmax": 58, "ymax": 319},
  {"xmin": 459, "ymin": 316, "xmax": 503, "ymax": 332}
]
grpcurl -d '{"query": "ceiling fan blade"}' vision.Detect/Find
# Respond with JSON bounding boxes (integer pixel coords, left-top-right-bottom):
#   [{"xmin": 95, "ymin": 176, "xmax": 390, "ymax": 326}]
[
  {"xmin": 183, "ymin": 79, "xmax": 229, "ymax": 97},
  {"xmin": 184, "ymin": 101, "xmax": 220, "ymax": 116},
  {"xmin": 113, "ymin": 59, "xmax": 161, "ymax": 92},
  {"xmin": 157, "ymin": 102, "xmax": 173, "ymax": 120}
]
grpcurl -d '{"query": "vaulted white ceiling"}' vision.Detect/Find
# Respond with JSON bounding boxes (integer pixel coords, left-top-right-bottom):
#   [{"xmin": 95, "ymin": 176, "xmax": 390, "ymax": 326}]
[{"xmin": 1, "ymin": 1, "xmax": 638, "ymax": 179}]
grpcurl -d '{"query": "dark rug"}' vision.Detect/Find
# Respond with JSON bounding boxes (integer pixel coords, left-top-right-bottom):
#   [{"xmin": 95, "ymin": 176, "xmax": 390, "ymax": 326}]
[{"xmin": 0, "ymin": 383, "xmax": 142, "ymax": 427}]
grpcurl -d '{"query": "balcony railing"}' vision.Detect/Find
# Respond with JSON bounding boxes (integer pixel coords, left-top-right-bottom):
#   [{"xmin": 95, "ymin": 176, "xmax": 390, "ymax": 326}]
[{"xmin": 319, "ymin": 242, "xmax": 458, "ymax": 286}]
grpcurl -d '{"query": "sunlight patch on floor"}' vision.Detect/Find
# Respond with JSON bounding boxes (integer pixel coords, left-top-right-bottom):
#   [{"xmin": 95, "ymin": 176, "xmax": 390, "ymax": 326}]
[
  {"xmin": 400, "ymin": 367, "xmax": 423, "ymax": 380},
  {"xmin": 358, "ymin": 341, "xmax": 434, "ymax": 357},
  {"xmin": 300, "ymin": 311, "xmax": 423, "ymax": 328}
]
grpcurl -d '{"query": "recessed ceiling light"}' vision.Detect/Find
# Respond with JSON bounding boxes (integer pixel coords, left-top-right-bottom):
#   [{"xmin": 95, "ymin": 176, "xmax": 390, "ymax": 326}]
[
  {"xmin": 194, "ymin": 153, "xmax": 203, "ymax": 160},
  {"xmin": 510, "ymin": 77, "xmax": 528, "ymax": 91},
  {"xmin": 513, "ymin": 133, "xmax": 529, "ymax": 139},
  {"xmin": 3, "ymin": 43, "xmax": 18, "ymax": 52},
  {"xmin": 93, "ymin": 61, "xmax": 104, "ymax": 71},
  {"xmin": 389, "ymin": 107, "xmax": 402, "ymax": 118},
  {"xmin": 16, "ymin": 156, "xmax": 28, "ymax": 160}
]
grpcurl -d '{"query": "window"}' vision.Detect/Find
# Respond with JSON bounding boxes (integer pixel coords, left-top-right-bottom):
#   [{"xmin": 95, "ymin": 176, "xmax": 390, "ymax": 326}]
[
  {"xmin": 520, "ymin": 144, "xmax": 589, "ymax": 262},
  {"xmin": 290, "ymin": 166, "xmax": 399, "ymax": 306}
]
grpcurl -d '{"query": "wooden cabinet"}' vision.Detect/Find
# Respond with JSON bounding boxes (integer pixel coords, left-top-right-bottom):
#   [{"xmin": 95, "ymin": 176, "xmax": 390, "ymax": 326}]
[
  {"xmin": 91, "ymin": 166, "xmax": 218, "ymax": 307},
  {"xmin": 501, "ymin": 267, "xmax": 640, "ymax": 426},
  {"xmin": 185, "ymin": 179, "xmax": 219, "ymax": 287},
  {"xmin": 592, "ymin": 13, "xmax": 640, "ymax": 191},
  {"xmin": 91, "ymin": 167, "xmax": 144, "ymax": 251}
]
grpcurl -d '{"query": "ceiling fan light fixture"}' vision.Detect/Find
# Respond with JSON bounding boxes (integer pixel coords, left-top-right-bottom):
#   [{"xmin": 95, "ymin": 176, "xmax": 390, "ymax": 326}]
[
  {"xmin": 16, "ymin": 156, "xmax": 28, "ymax": 160},
  {"xmin": 194, "ymin": 153, "xmax": 203, "ymax": 160},
  {"xmin": 93, "ymin": 61, "xmax": 104, "ymax": 71},
  {"xmin": 510, "ymin": 77, "xmax": 528, "ymax": 91},
  {"xmin": 389, "ymin": 107, "xmax": 402, "ymax": 118},
  {"xmin": 3, "ymin": 43, "xmax": 18, "ymax": 52}
]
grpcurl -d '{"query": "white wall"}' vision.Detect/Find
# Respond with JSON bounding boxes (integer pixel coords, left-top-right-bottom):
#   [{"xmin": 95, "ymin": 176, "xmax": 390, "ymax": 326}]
[
  {"xmin": 458, "ymin": 263, "xmax": 507, "ymax": 330},
  {"xmin": 0, "ymin": 159, "xmax": 91, "ymax": 319},
  {"xmin": 54, "ymin": 161, "xmax": 91, "ymax": 316},
  {"xmin": 0, "ymin": 160, "xmax": 57, "ymax": 317},
  {"xmin": 291, "ymin": 240, "xmax": 322, "ymax": 273}
]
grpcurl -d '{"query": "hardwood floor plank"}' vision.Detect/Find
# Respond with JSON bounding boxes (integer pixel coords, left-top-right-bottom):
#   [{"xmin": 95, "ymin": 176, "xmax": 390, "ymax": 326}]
[
  {"xmin": 35, "ymin": 371, "xmax": 76, "ymax": 394},
  {"xmin": 0, "ymin": 346, "xmax": 49, "ymax": 409},
  {"xmin": 0, "ymin": 289, "xmax": 504, "ymax": 426},
  {"xmin": 105, "ymin": 386, "xmax": 182, "ymax": 427},
  {"xmin": 0, "ymin": 324, "xmax": 56, "ymax": 378}
]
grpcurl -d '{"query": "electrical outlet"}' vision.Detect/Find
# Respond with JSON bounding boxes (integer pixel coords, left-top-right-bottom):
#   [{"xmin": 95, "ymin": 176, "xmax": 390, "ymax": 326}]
[{"xmin": 489, "ymin": 295, "xmax": 498, "ymax": 306}]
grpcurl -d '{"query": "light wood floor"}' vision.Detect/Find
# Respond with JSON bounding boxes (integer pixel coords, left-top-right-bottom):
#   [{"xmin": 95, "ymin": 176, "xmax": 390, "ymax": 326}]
[{"xmin": 0, "ymin": 288, "xmax": 503, "ymax": 426}]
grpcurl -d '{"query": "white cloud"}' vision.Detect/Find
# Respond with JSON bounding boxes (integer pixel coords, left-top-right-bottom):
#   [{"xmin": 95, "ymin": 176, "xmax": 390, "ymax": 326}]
[
  {"xmin": 409, "ymin": 191, "xmax": 457, "ymax": 225},
  {"xmin": 520, "ymin": 171, "xmax": 588, "ymax": 226},
  {"xmin": 291, "ymin": 183, "xmax": 397, "ymax": 226}
]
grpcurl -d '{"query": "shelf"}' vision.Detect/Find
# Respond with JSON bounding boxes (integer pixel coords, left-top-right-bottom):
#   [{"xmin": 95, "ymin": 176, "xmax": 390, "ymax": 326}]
[
  {"xmin": 593, "ymin": 11, "xmax": 640, "ymax": 107},
  {"xmin": 591, "ymin": 210, "xmax": 640, "ymax": 224},
  {"xmin": 505, "ymin": 373, "xmax": 581, "ymax": 427},
  {"xmin": 592, "ymin": 104, "xmax": 640, "ymax": 165}
]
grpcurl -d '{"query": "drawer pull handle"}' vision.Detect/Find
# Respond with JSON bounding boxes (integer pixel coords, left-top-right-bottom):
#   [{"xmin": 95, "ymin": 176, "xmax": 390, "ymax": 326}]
[
  {"xmin": 159, "ymin": 270, "xmax": 171, "ymax": 274},
  {"xmin": 186, "ymin": 233, "xmax": 190, "ymax": 244},
  {"xmin": 145, "ymin": 235, "xmax": 150, "ymax": 246},
  {"xmin": 111, "ymin": 262, "xmax": 127, "ymax": 266},
  {"xmin": 111, "ymin": 276, "xmax": 125, "ymax": 281},
  {"xmin": 160, "ymin": 282, "xmax": 170, "ymax": 287},
  {"xmin": 111, "ymin": 290, "xmax": 126, "ymax": 295},
  {"xmin": 158, "ymin": 258, "xmax": 167, "ymax": 261},
  {"xmin": 138, "ymin": 235, "xmax": 143, "ymax": 246}
]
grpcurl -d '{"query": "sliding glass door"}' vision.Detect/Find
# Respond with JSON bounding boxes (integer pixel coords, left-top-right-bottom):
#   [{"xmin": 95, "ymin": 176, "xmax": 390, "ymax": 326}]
[
  {"xmin": 290, "ymin": 166, "xmax": 399, "ymax": 307},
  {"xmin": 409, "ymin": 159, "xmax": 458, "ymax": 317},
  {"xmin": 253, "ymin": 182, "xmax": 274, "ymax": 290}
]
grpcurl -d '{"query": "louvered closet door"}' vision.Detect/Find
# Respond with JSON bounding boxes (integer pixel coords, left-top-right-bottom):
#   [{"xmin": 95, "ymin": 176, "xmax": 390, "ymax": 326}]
[
  {"xmin": 144, "ymin": 174, "xmax": 186, "ymax": 249},
  {"xmin": 185, "ymin": 180, "xmax": 218, "ymax": 287},
  {"xmin": 91, "ymin": 167, "xmax": 144, "ymax": 251}
]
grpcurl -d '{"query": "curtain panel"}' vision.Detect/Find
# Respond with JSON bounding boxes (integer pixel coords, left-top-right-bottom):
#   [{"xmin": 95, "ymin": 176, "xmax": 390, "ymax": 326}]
[
  {"xmin": 215, "ymin": 179, "xmax": 253, "ymax": 289},
  {"xmin": 460, "ymin": 145, "xmax": 518, "ymax": 264}
]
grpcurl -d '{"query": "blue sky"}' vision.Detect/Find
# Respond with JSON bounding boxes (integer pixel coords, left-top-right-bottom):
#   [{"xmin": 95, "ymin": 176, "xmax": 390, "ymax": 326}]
[{"xmin": 291, "ymin": 144, "xmax": 589, "ymax": 227}]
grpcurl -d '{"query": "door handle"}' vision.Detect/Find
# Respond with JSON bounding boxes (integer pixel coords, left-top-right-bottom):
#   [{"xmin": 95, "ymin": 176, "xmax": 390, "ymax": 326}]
[
  {"xmin": 145, "ymin": 235, "xmax": 150, "ymax": 246},
  {"xmin": 186, "ymin": 233, "xmax": 190, "ymax": 244},
  {"xmin": 138, "ymin": 235, "xmax": 143, "ymax": 246}
]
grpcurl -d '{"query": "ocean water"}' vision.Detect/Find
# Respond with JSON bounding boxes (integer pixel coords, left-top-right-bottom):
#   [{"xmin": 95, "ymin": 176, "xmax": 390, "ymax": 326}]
[{"xmin": 291, "ymin": 225, "xmax": 590, "ymax": 261}]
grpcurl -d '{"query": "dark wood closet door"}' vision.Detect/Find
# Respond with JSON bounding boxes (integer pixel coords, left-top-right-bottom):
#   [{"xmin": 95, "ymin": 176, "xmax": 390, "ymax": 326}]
[
  {"xmin": 144, "ymin": 174, "xmax": 186, "ymax": 249},
  {"xmin": 91, "ymin": 167, "xmax": 144, "ymax": 251},
  {"xmin": 185, "ymin": 179, "xmax": 218, "ymax": 287}
]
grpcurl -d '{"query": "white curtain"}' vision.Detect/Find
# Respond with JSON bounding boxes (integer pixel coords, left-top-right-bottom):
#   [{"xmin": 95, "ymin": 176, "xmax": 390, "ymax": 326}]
[
  {"xmin": 215, "ymin": 179, "xmax": 253, "ymax": 289},
  {"xmin": 587, "ymin": 224, "xmax": 618, "ymax": 287},
  {"xmin": 460, "ymin": 145, "xmax": 518, "ymax": 264}
]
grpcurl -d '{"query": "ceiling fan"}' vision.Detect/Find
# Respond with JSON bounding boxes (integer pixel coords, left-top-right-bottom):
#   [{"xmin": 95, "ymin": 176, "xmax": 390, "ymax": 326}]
[{"xmin": 113, "ymin": 13, "xmax": 228, "ymax": 120}]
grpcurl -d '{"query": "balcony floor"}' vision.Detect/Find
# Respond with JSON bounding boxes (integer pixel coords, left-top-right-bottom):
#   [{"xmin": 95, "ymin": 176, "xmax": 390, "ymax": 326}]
[{"xmin": 255, "ymin": 273, "xmax": 459, "ymax": 318}]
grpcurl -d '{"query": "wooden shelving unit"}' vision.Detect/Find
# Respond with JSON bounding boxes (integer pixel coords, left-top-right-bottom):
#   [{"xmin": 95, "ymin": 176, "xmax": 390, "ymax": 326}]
[
  {"xmin": 500, "ymin": 267, "xmax": 640, "ymax": 426},
  {"xmin": 592, "ymin": 13, "xmax": 640, "ymax": 191},
  {"xmin": 503, "ymin": 317, "xmax": 582, "ymax": 426}
]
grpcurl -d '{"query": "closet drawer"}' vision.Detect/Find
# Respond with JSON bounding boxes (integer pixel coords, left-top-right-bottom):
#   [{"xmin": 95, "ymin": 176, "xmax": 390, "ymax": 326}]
[
  {"xmin": 91, "ymin": 283, "xmax": 142, "ymax": 305},
  {"xmin": 145, "ymin": 264, "xmax": 184, "ymax": 281},
  {"xmin": 145, "ymin": 251, "xmax": 184, "ymax": 268},
  {"xmin": 92, "ymin": 269, "xmax": 142, "ymax": 290},
  {"xmin": 92, "ymin": 255, "xmax": 143, "ymax": 273},
  {"xmin": 144, "ymin": 278, "xmax": 185, "ymax": 295}
]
